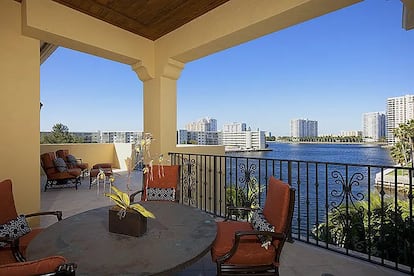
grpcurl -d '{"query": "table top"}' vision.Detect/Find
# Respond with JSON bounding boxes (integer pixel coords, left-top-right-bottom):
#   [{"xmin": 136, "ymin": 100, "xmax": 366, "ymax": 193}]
[{"xmin": 27, "ymin": 202, "xmax": 217, "ymax": 275}]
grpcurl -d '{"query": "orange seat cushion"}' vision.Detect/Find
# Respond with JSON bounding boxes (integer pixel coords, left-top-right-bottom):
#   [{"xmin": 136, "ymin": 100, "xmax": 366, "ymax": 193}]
[
  {"xmin": 211, "ymin": 221, "xmax": 275, "ymax": 265},
  {"xmin": 0, "ymin": 228, "xmax": 42, "ymax": 265},
  {"xmin": 0, "ymin": 255, "xmax": 67, "ymax": 276}
]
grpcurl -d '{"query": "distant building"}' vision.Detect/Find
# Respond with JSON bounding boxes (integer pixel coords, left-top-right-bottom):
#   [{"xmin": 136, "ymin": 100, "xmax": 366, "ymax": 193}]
[
  {"xmin": 185, "ymin": 131, "xmax": 220, "ymax": 145},
  {"xmin": 221, "ymin": 128, "xmax": 266, "ymax": 150},
  {"xmin": 71, "ymin": 131, "xmax": 100, "ymax": 143},
  {"xmin": 182, "ymin": 117, "xmax": 219, "ymax": 145},
  {"xmin": 40, "ymin": 130, "xmax": 142, "ymax": 143},
  {"xmin": 99, "ymin": 131, "xmax": 142, "ymax": 143},
  {"xmin": 223, "ymin": 122, "xmax": 246, "ymax": 132},
  {"xmin": 179, "ymin": 120, "xmax": 265, "ymax": 150},
  {"xmin": 290, "ymin": 119, "xmax": 318, "ymax": 138},
  {"xmin": 340, "ymin": 130, "xmax": 363, "ymax": 137},
  {"xmin": 386, "ymin": 95, "xmax": 414, "ymax": 144},
  {"xmin": 178, "ymin": 130, "xmax": 188, "ymax": 144},
  {"xmin": 186, "ymin": 117, "xmax": 217, "ymax": 131},
  {"xmin": 362, "ymin": 112, "xmax": 386, "ymax": 142}
]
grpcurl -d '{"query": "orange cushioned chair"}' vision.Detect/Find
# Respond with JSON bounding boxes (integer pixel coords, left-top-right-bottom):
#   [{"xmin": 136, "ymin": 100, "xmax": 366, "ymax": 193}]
[
  {"xmin": 130, "ymin": 165, "xmax": 180, "ymax": 202},
  {"xmin": 56, "ymin": 149, "xmax": 89, "ymax": 178},
  {"xmin": 0, "ymin": 255, "xmax": 70, "ymax": 276},
  {"xmin": 40, "ymin": 152, "xmax": 81, "ymax": 191},
  {"xmin": 211, "ymin": 176, "xmax": 295, "ymax": 276},
  {"xmin": 0, "ymin": 179, "xmax": 62, "ymax": 265}
]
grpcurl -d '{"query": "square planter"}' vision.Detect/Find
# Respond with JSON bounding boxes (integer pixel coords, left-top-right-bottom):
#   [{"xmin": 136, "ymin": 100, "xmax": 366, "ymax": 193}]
[{"xmin": 108, "ymin": 206, "xmax": 147, "ymax": 237}]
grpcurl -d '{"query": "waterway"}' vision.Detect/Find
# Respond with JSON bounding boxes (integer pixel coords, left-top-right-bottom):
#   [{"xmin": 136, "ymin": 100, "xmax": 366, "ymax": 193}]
[{"xmin": 230, "ymin": 142, "xmax": 395, "ymax": 167}]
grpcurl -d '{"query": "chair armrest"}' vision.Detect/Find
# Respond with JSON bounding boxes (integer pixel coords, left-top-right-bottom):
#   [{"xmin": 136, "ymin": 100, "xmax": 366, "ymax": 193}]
[
  {"xmin": 26, "ymin": 211, "xmax": 63, "ymax": 221},
  {"xmin": 216, "ymin": 230, "xmax": 286, "ymax": 264},
  {"xmin": 129, "ymin": 190, "xmax": 144, "ymax": 202},
  {"xmin": 0, "ymin": 256, "xmax": 73, "ymax": 276},
  {"xmin": 0, "ymin": 236, "xmax": 25, "ymax": 262}
]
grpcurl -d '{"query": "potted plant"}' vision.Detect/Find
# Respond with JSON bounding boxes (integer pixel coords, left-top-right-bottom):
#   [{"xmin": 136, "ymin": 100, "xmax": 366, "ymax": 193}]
[{"xmin": 105, "ymin": 186, "xmax": 155, "ymax": 237}]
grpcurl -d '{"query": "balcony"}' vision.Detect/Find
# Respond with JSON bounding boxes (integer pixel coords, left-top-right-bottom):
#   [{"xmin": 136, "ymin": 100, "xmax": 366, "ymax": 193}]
[
  {"xmin": 37, "ymin": 144, "xmax": 411, "ymax": 275},
  {"xmin": 3, "ymin": 0, "xmax": 413, "ymax": 274}
]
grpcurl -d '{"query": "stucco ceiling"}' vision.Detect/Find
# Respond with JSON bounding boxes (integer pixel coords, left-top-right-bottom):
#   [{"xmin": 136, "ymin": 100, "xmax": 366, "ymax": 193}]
[{"xmin": 51, "ymin": 0, "xmax": 230, "ymax": 40}]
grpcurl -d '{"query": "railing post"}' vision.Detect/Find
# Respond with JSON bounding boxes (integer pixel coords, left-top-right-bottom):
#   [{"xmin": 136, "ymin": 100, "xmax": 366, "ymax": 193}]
[
  {"xmin": 213, "ymin": 156, "xmax": 217, "ymax": 215},
  {"xmin": 287, "ymin": 161, "xmax": 293, "ymax": 243}
]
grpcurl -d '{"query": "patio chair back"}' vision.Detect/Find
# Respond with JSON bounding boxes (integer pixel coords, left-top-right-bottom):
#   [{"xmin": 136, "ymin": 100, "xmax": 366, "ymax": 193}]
[
  {"xmin": 211, "ymin": 176, "xmax": 295, "ymax": 275},
  {"xmin": 129, "ymin": 165, "xmax": 180, "ymax": 202},
  {"xmin": 0, "ymin": 179, "xmax": 18, "ymax": 225}
]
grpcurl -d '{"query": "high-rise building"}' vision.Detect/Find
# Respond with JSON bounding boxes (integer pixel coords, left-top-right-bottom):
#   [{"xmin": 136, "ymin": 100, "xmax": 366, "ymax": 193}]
[
  {"xmin": 185, "ymin": 117, "xmax": 217, "ymax": 131},
  {"xmin": 290, "ymin": 119, "xmax": 318, "ymax": 138},
  {"xmin": 99, "ymin": 131, "xmax": 142, "ymax": 143},
  {"xmin": 362, "ymin": 112, "xmax": 386, "ymax": 142},
  {"xmin": 223, "ymin": 122, "xmax": 246, "ymax": 132},
  {"xmin": 221, "ymin": 128, "xmax": 266, "ymax": 150},
  {"xmin": 386, "ymin": 95, "xmax": 414, "ymax": 144}
]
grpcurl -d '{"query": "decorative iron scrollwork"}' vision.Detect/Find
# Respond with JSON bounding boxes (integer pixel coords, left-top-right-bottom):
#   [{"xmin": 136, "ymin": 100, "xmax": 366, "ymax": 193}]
[
  {"xmin": 182, "ymin": 157, "xmax": 196, "ymax": 206},
  {"xmin": 239, "ymin": 163, "xmax": 259, "ymax": 208},
  {"xmin": 329, "ymin": 170, "xmax": 366, "ymax": 251}
]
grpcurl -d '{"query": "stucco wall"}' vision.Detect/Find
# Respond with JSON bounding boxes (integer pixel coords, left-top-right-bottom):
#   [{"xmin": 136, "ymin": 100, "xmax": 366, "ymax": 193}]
[
  {"xmin": 0, "ymin": 0, "xmax": 41, "ymax": 216},
  {"xmin": 40, "ymin": 143, "xmax": 135, "ymax": 173}
]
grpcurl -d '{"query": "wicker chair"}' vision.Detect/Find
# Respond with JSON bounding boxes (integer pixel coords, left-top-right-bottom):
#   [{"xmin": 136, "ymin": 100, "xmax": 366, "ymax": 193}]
[
  {"xmin": 130, "ymin": 165, "xmax": 180, "ymax": 202},
  {"xmin": 211, "ymin": 176, "xmax": 295, "ymax": 275},
  {"xmin": 0, "ymin": 179, "xmax": 62, "ymax": 264}
]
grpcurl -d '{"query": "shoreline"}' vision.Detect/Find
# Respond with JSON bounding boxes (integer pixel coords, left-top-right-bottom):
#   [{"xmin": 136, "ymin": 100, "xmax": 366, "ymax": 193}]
[
  {"xmin": 225, "ymin": 148, "xmax": 272, "ymax": 153},
  {"xmin": 269, "ymin": 141, "xmax": 388, "ymax": 146}
]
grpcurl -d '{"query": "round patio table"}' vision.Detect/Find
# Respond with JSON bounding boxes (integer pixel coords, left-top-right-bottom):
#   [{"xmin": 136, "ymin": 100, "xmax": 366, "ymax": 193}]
[{"xmin": 27, "ymin": 201, "xmax": 217, "ymax": 275}]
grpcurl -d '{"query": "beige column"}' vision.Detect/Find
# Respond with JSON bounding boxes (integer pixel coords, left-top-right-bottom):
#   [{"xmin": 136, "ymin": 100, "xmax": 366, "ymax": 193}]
[
  {"xmin": 0, "ymin": 0, "xmax": 41, "ymax": 215},
  {"xmin": 132, "ymin": 58, "xmax": 184, "ymax": 159}
]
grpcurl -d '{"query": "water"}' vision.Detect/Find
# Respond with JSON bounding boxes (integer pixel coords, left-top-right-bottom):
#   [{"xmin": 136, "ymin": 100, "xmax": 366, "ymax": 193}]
[{"xmin": 230, "ymin": 142, "xmax": 395, "ymax": 167}]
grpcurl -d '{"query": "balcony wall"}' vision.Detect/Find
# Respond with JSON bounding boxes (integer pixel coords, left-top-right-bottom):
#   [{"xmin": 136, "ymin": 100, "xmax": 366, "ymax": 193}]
[
  {"xmin": 39, "ymin": 143, "xmax": 224, "ymax": 175},
  {"xmin": 40, "ymin": 143, "xmax": 135, "ymax": 173}
]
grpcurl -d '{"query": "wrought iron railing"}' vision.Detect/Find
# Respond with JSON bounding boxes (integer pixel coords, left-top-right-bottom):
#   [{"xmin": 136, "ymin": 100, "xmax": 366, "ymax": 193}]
[{"xmin": 169, "ymin": 152, "xmax": 414, "ymax": 274}]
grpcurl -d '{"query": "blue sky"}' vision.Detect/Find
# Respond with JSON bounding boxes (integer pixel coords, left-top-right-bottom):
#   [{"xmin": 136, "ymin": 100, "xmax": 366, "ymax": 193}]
[{"xmin": 40, "ymin": 0, "xmax": 413, "ymax": 136}]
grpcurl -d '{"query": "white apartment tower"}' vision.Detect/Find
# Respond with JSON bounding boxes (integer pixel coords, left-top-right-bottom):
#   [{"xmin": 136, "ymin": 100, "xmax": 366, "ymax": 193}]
[
  {"xmin": 386, "ymin": 95, "xmax": 414, "ymax": 144},
  {"xmin": 186, "ymin": 117, "xmax": 217, "ymax": 131},
  {"xmin": 221, "ymin": 122, "xmax": 265, "ymax": 150},
  {"xmin": 290, "ymin": 119, "xmax": 318, "ymax": 138},
  {"xmin": 223, "ymin": 122, "xmax": 246, "ymax": 132},
  {"xmin": 362, "ymin": 112, "xmax": 386, "ymax": 142}
]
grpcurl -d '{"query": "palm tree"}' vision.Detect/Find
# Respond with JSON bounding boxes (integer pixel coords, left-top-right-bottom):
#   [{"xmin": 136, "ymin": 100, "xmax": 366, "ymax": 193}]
[{"xmin": 391, "ymin": 119, "xmax": 414, "ymax": 167}]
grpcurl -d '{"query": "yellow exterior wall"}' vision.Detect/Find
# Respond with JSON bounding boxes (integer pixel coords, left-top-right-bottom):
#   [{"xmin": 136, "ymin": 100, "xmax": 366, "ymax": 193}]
[
  {"xmin": 40, "ymin": 143, "xmax": 135, "ymax": 172},
  {"xmin": 0, "ymin": 0, "xmax": 41, "ymax": 215}
]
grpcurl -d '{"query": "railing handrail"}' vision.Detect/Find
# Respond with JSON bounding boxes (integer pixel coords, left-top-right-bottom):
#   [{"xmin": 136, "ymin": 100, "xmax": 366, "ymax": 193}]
[{"xmin": 169, "ymin": 151, "xmax": 409, "ymax": 169}]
